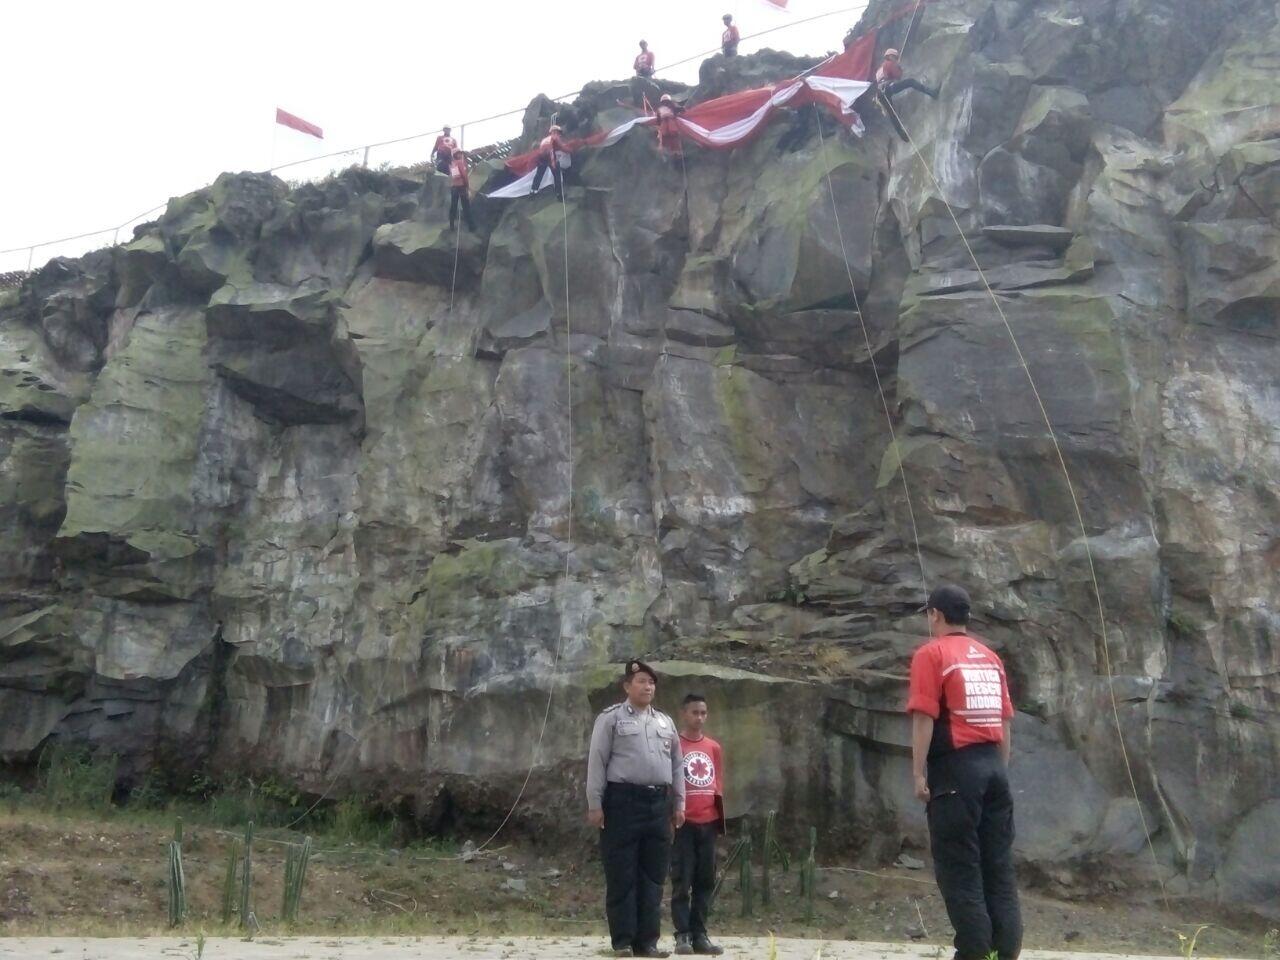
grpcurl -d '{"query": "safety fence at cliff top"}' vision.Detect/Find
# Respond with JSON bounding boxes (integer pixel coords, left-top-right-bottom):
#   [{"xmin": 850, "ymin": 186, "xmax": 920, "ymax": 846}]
[{"xmin": 0, "ymin": 3, "xmax": 871, "ymax": 284}]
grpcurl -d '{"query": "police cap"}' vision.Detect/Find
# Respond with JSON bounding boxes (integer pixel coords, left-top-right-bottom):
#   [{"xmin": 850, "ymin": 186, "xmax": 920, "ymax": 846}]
[{"xmin": 623, "ymin": 659, "xmax": 658, "ymax": 683}]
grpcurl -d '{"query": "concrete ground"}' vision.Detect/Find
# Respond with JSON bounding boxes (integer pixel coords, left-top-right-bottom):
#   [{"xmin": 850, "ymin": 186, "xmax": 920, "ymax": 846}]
[{"xmin": 0, "ymin": 937, "xmax": 1208, "ymax": 960}]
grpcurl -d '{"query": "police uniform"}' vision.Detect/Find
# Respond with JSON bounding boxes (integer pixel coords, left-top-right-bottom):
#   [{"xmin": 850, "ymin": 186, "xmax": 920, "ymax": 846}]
[{"xmin": 587, "ymin": 660, "xmax": 684, "ymax": 957}]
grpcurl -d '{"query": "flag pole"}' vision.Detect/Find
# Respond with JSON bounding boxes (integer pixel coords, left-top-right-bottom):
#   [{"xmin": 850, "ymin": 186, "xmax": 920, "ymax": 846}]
[{"xmin": 270, "ymin": 118, "xmax": 278, "ymax": 173}]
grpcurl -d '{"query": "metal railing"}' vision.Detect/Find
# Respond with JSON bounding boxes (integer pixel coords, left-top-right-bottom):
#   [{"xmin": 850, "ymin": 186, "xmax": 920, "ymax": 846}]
[{"xmin": 0, "ymin": 4, "xmax": 866, "ymax": 279}]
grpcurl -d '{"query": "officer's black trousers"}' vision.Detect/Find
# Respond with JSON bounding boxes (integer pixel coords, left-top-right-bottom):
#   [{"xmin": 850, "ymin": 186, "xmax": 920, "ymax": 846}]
[
  {"xmin": 926, "ymin": 743, "xmax": 1023, "ymax": 960},
  {"xmin": 601, "ymin": 783, "xmax": 672, "ymax": 952},
  {"xmin": 670, "ymin": 821, "xmax": 717, "ymax": 937},
  {"xmin": 449, "ymin": 187, "xmax": 475, "ymax": 230}
]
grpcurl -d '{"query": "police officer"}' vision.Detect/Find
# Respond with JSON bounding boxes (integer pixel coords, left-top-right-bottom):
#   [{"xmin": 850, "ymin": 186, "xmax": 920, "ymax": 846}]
[
  {"xmin": 907, "ymin": 584, "xmax": 1022, "ymax": 960},
  {"xmin": 587, "ymin": 660, "xmax": 685, "ymax": 958}
]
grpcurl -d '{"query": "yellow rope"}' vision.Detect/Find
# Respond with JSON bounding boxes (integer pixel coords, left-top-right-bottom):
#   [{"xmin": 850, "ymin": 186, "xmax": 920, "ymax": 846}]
[{"xmin": 882, "ymin": 94, "xmax": 1170, "ymax": 909}]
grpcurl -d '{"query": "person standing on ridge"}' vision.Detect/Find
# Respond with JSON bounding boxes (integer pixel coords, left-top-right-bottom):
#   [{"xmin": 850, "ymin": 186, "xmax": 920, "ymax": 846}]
[
  {"xmin": 656, "ymin": 94, "xmax": 685, "ymax": 157},
  {"xmin": 635, "ymin": 40, "xmax": 656, "ymax": 78},
  {"xmin": 587, "ymin": 660, "xmax": 685, "ymax": 958},
  {"xmin": 721, "ymin": 14, "xmax": 740, "ymax": 57},
  {"xmin": 907, "ymin": 584, "xmax": 1022, "ymax": 960},
  {"xmin": 447, "ymin": 149, "xmax": 476, "ymax": 232},
  {"xmin": 433, "ymin": 126, "xmax": 458, "ymax": 174},
  {"xmin": 632, "ymin": 40, "xmax": 658, "ymax": 106},
  {"xmin": 670, "ymin": 693, "xmax": 724, "ymax": 957},
  {"xmin": 530, "ymin": 124, "xmax": 568, "ymax": 201}
]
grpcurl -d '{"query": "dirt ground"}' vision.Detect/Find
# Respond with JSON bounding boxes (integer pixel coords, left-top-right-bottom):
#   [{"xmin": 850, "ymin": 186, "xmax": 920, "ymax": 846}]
[
  {"xmin": 0, "ymin": 936, "xmax": 1230, "ymax": 960},
  {"xmin": 0, "ymin": 809, "xmax": 1269, "ymax": 958}
]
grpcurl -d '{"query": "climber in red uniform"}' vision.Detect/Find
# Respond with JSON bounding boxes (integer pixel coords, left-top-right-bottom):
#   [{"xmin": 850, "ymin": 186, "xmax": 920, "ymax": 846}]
[
  {"xmin": 907, "ymin": 584, "xmax": 1022, "ymax": 960},
  {"xmin": 634, "ymin": 40, "xmax": 656, "ymax": 78},
  {"xmin": 530, "ymin": 125, "xmax": 567, "ymax": 201},
  {"xmin": 433, "ymin": 127, "xmax": 458, "ymax": 175},
  {"xmin": 632, "ymin": 40, "xmax": 658, "ymax": 107},
  {"xmin": 448, "ymin": 149, "xmax": 476, "ymax": 232},
  {"xmin": 721, "ymin": 14, "xmax": 740, "ymax": 57},
  {"xmin": 656, "ymin": 94, "xmax": 685, "ymax": 158},
  {"xmin": 876, "ymin": 49, "xmax": 939, "ymax": 102}
]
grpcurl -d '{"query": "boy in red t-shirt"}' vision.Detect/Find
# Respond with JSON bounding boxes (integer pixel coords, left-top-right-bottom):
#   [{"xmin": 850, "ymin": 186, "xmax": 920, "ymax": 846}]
[{"xmin": 670, "ymin": 693, "xmax": 724, "ymax": 956}]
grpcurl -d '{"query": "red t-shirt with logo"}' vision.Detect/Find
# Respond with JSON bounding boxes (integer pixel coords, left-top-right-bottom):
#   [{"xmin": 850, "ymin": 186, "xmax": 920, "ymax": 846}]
[
  {"xmin": 907, "ymin": 631, "xmax": 1013, "ymax": 758},
  {"xmin": 679, "ymin": 733, "xmax": 723, "ymax": 824}
]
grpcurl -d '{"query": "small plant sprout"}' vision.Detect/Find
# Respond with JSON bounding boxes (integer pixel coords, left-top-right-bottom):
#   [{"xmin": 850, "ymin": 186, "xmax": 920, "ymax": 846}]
[{"xmin": 1173, "ymin": 925, "xmax": 1212, "ymax": 959}]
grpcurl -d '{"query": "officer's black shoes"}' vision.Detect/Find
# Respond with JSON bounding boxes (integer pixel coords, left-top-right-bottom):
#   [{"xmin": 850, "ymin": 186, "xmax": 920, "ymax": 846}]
[
  {"xmin": 613, "ymin": 948, "xmax": 633, "ymax": 958},
  {"xmin": 692, "ymin": 937, "xmax": 724, "ymax": 956},
  {"xmin": 674, "ymin": 934, "xmax": 694, "ymax": 955},
  {"xmin": 634, "ymin": 947, "xmax": 670, "ymax": 959}
]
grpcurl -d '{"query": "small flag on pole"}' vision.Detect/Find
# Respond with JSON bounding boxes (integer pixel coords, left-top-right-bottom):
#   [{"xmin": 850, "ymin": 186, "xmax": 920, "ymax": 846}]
[{"xmin": 275, "ymin": 108, "xmax": 323, "ymax": 139}]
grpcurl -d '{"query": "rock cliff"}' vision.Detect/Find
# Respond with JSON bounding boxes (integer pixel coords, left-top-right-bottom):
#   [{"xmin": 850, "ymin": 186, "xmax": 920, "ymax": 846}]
[{"xmin": 2, "ymin": 0, "xmax": 1278, "ymax": 912}]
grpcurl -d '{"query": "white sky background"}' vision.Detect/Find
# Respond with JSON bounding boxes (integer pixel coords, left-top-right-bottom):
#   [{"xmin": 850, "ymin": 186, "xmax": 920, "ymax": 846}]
[{"xmin": 0, "ymin": 0, "xmax": 871, "ymax": 273}]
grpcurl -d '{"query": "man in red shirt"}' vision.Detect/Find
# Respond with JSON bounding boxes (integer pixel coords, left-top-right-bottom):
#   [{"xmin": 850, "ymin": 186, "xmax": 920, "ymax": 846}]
[
  {"xmin": 448, "ymin": 149, "xmax": 476, "ymax": 232},
  {"xmin": 875, "ymin": 49, "xmax": 939, "ymax": 102},
  {"xmin": 530, "ymin": 124, "xmax": 567, "ymax": 201},
  {"xmin": 721, "ymin": 14, "xmax": 740, "ymax": 57},
  {"xmin": 432, "ymin": 127, "xmax": 458, "ymax": 175},
  {"xmin": 907, "ymin": 584, "xmax": 1022, "ymax": 960},
  {"xmin": 634, "ymin": 40, "xmax": 656, "ymax": 78},
  {"xmin": 670, "ymin": 693, "xmax": 724, "ymax": 956},
  {"xmin": 655, "ymin": 95, "xmax": 685, "ymax": 158}
]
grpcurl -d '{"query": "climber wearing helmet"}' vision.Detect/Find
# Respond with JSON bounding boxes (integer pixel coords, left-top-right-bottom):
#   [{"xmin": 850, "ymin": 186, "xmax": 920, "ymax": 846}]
[
  {"xmin": 656, "ymin": 94, "xmax": 686, "ymax": 157},
  {"xmin": 721, "ymin": 14, "xmax": 740, "ymax": 57},
  {"xmin": 530, "ymin": 124, "xmax": 568, "ymax": 201},
  {"xmin": 876, "ymin": 49, "xmax": 939, "ymax": 103}
]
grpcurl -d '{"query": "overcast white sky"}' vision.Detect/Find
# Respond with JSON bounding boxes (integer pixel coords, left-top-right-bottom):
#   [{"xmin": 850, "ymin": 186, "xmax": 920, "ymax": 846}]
[{"xmin": 0, "ymin": 0, "xmax": 870, "ymax": 273}]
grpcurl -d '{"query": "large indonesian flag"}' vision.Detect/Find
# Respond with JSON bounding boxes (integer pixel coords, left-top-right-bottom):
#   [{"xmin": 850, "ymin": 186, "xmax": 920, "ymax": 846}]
[
  {"xmin": 275, "ymin": 108, "xmax": 323, "ymax": 139},
  {"xmin": 486, "ymin": 27, "xmax": 880, "ymax": 197}
]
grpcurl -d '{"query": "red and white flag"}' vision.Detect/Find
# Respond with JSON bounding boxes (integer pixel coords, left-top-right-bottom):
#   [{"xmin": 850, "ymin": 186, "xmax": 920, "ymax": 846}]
[{"xmin": 275, "ymin": 108, "xmax": 323, "ymax": 139}]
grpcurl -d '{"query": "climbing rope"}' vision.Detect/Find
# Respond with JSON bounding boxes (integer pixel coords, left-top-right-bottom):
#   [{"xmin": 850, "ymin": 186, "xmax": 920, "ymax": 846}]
[
  {"xmin": 812, "ymin": 104, "xmax": 930, "ymax": 606},
  {"xmin": 882, "ymin": 91, "xmax": 1170, "ymax": 908},
  {"xmin": 449, "ymin": 196, "xmax": 463, "ymax": 314},
  {"xmin": 465, "ymin": 179, "xmax": 575, "ymax": 855}
]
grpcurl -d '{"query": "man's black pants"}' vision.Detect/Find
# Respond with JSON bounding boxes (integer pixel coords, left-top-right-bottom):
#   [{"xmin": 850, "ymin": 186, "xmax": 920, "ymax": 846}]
[
  {"xmin": 449, "ymin": 186, "xmax": 475, "ymax": 230},
  {"xmin": 670, "ymin": 821, "xmax": 717, "ymax": 938},
  {"xmin": 882, "ymin": 77, "xmax": 934, "ymax": 99},
  {"xmin": 601, "ymin": 783, "xmax": 672, "ymax": 952},
  {"xmin": 927, "ymin": 743, "xmax": 1023, "ymax": 960},
  {"xmin": 435, "ymin": 155, "xmax": 451, "ymax": 175},
  {"xmin": 530, "ymin": 158, "xmax": 563, "ymax": 199}
]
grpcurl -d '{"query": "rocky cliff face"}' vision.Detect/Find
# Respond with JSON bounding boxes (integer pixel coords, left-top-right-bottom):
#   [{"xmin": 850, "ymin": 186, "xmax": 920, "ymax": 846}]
[{"xmin": 2, "ymin": 0, "xmax": 1278, "ymax": 912}]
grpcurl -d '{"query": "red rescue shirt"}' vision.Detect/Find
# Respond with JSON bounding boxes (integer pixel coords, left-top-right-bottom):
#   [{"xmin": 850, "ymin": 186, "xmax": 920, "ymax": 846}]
[
  {"xmin": 634, "ymin": 50, "xmax": 655, "ymax": 76},
  {"xmin": 539, "ymin": 133, "xmax": 566, "ymax": 166},
  {"xmin": 450, "ymin": 155, "xmax": 469, "ymax": 189},
  {"xmin": 907, "ymin": 631, "xmax": 1013, "ymax": 758},
  {"xmin": 722, "ymin": 25, "xmax": 740, "ymax": 48},
  {"xmin": 434, "ymin": 134, "xmax": 457, "ymax": 158},
  {"xmin": 679, "ymin": 733, "xmax": 723, "ymax": 825},
  {"xmin": 876, "ymin": 59, "xmax": 903, "ymax": 85}
]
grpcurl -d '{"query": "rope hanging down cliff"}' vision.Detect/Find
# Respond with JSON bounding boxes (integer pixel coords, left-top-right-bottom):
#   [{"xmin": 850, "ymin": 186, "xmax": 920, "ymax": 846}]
[{"xmin": 878, "ymin": 68, "xmax": 1170, "ymax": 909}]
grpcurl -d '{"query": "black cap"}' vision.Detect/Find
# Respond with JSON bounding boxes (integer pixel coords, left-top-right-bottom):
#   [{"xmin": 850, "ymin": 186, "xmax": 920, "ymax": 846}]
[
  {"xmin": 623, "ymin": 659, "xmax": 658, "ymax": 683},
  {"xmin": 919, "ymin": 584, "xmax": 971, "ymax": 623},
  {"xmin": 723, "ymin": 13, "xmax": 733, "ymax": 20}
]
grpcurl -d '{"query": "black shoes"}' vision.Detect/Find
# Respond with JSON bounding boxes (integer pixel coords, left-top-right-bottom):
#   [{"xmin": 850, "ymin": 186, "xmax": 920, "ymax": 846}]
[
  {"xmin": 692, "ymin": 937, "xmax": 724, "ymax": 956},
  {"xmin": 634, "ymin": 948, "xmax": 670, "ymax": 959},
  {"xmin": 674, "ymin": 934, "xmax": 694, "ymax": 955}
]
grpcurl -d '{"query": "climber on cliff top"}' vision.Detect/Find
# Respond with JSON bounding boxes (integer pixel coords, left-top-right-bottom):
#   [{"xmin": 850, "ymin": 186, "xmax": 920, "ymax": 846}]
[
  {"xmin": 656, "ymin": 94, "xmax": 686, "ymax": 158},
  {"xmin": 632, "ymin": 40, "xmax": 659, "ymax": 107},
  {"xmin": 432, "ymin": 127, "xmax": 458, "ymax": 175},
  {"xmin": 721, "ymin": 14, "xmax": 740, "ymax": 57},
  {"xmin": 530, "ymin": 124, "xmax": 568, "ymax": 201},
  {"xmin": 448, "ymin": 149, "xmax": 477, "ymax": 233}
]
